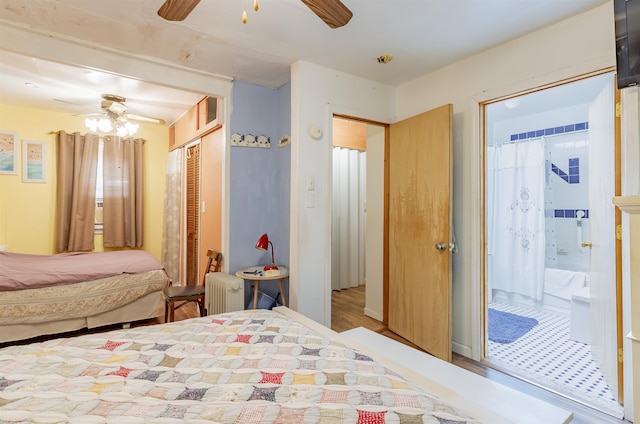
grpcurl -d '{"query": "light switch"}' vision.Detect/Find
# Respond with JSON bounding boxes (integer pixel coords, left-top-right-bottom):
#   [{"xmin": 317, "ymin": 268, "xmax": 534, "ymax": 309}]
[
  {"xmin": 306, "ymin": 176, "xmax": 315, "ymax": 191},
  {"xmin": 306, "ymin": 192, "xmax": 315, "ymax": 208}
]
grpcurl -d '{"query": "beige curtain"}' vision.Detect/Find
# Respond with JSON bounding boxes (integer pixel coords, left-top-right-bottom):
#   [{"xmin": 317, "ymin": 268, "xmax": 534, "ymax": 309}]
[
  {"xmin": 55, "ymin": 131, "xmax": 100, "ymax": 252},
  {"xmin": 103, "ymin": 136, "xmax": 144, "ymax": 248},
  {"xmin": 162, "ymin": 148, "xmax": 183, "ymax": 284}
]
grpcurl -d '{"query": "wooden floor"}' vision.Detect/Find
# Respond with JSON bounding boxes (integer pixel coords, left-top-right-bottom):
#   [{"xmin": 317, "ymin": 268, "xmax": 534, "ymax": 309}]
[
  {"xmin": 331, "ymin": 285, "xmax": 629, "ymax": 424},
  {"xmin": 330, "ymin": 284, "xmax": 424, "ymax": 349}
]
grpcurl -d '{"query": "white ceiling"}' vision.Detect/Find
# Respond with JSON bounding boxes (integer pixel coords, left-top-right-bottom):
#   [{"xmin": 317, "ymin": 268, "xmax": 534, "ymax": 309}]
[{"xmin": 0, "ymin": 0, "xmax": 609, "ymax": 125}]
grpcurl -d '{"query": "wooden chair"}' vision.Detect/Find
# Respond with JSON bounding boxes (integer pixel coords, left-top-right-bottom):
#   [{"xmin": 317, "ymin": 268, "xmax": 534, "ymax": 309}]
[{"xmin": 164, "ymin": 250, "xmax": 222, "ymax": 322}]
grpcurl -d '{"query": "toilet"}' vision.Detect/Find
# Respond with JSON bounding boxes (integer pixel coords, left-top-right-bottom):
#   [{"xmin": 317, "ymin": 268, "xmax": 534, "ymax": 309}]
[{"xmin": 570, "ymin": 286, "xmax": 591, "ymax": 344}]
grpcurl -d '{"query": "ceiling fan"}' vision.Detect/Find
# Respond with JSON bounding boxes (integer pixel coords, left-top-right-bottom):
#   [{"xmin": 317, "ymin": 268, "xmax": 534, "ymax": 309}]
[
  {"xmin": 78, "ymin": 94, "xmax": 166, "ymax": 136},
  {"xmin": 82, "ymin": 94, "xmax": 165, "ymax": 125},
  {"xmin": 157, "ymin": 0, "xmax": 353, "ymax": 29}
]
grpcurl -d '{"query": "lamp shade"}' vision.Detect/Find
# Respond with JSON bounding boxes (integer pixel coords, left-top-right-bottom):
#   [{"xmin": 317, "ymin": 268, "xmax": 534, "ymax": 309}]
[
  {"xmin": 255, "ymin": 233, "xmax": 278, "ymax": 271},
  {"xmin": 255, "ymin": 233, "xmax": 269, "ymax": 251}
]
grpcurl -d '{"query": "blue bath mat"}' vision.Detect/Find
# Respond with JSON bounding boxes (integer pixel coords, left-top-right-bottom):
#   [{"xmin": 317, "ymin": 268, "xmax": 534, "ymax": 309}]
[{"xmin": 488, "ymin": 308, "xmax": 539, "ymax": 344}]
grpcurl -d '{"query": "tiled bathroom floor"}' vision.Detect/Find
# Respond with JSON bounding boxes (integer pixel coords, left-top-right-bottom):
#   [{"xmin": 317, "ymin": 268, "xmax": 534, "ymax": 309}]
[{"xmin": 486, "ymin": 302, "xmax": 623, "ymax": 417}]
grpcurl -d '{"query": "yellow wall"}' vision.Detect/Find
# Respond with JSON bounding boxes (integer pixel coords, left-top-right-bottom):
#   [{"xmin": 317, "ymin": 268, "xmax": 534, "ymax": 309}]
[{"xmin": 0, "ymin": 105, "xmax": 168, "ymax": 260}]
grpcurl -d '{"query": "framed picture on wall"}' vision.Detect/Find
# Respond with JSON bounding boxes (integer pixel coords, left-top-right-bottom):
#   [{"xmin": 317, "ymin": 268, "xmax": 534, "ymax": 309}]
[
  {"xmin": 22, "ymin": 140, "xmax": 46, "ymax": 183},
  {"xmin": 0, "ymin": 130, "xmax": 19, "ymax": 175}
]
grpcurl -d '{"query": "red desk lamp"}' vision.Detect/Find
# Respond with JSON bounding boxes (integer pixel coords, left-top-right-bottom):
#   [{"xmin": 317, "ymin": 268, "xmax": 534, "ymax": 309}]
[{"xmin": 255, "ymin": 233, "xmax": 279, "ymax": 271}]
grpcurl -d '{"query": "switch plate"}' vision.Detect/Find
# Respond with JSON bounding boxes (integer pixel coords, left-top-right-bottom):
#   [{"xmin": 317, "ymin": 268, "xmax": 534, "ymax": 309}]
[
  {"xmin": 306, "ymin": 177, "xmax": 315, "ymax": 191},
  {"xmin": 306, "ymin": 192, "xmax": 315, "ymax": 208}
]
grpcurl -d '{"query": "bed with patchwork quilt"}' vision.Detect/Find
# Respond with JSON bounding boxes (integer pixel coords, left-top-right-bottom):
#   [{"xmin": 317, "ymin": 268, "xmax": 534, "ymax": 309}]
[{"xmin": 0, "ymin": 308, "xmax": 490, "ymax": 423}]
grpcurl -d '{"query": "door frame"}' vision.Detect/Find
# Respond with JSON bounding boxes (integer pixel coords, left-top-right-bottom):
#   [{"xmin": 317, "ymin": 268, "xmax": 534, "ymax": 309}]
[
  {"xmin": 330, "ymin": 114, "xmax": 390, "ymax": 325},
  {"xmin": 477, "ymin": 69, "xmax": 623, "ymax": 401}
]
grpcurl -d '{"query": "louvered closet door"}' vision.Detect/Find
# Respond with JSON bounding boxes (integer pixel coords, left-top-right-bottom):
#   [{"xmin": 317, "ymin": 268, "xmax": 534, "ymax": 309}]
[{"xmin": 185, "ymin": 143, "xmax": 201, "ymax": 286}]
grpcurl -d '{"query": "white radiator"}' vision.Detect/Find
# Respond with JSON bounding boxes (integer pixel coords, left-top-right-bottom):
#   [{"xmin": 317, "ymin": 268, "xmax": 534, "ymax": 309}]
[{"xmin": 204, "ymin": 272, "xmax": 245, "ymax": 315}]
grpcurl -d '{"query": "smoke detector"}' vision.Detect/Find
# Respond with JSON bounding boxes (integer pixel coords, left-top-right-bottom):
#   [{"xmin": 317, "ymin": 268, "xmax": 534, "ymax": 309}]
[{"xmin": 376, "ymin": 54, "xmax": 394, "ymax": 64}]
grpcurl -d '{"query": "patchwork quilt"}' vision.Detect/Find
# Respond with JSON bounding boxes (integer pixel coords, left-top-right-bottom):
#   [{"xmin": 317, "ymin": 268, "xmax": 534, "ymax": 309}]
[{"xmin": 0, "ymin": 310, "xmax": 482, "ymax": 423}]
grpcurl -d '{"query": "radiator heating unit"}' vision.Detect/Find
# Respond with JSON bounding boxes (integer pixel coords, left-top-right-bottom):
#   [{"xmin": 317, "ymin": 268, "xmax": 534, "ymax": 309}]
[{"xmin": 205, "ymin": 272, "xmax": 245, "ymax": 314}]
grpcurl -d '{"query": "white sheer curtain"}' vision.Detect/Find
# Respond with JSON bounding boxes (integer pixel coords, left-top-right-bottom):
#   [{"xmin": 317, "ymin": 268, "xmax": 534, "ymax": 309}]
[
  {"xmin": 487, "ymin": 138, "xmax": 546, "ymax": 300},
  {"xmin": 162, "ymin": 148, "xmax": 183, "ymax": 284}
]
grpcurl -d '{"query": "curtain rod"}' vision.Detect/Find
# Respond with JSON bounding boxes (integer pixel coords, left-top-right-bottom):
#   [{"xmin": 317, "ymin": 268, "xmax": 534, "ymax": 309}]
[{"xmin": 47, "ymin": 131, "xmax": 145, "ymax": 142}]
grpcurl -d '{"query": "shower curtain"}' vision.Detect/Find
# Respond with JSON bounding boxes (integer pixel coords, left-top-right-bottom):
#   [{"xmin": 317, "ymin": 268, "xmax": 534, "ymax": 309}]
[{"xmin": 487, "ymin": 138, "xmax": 546, "ymax": 300}]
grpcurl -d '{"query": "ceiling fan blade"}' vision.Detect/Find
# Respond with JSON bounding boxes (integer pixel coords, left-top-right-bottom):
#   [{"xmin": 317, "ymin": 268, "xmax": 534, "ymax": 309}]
[
  {"xmin": 157, "ymin": 0, "xmax": 201, "ymax": 21},
  {"xmin": 123, "ymin": 113, "xmax": 166, "ymax": 125},
  {"xmin": 301, "ymin": 0, "xmax": 352, "ymax": 29},
  {"xmin": 74, "ymin": 112, "xmax": 103, "ymax": 117}
]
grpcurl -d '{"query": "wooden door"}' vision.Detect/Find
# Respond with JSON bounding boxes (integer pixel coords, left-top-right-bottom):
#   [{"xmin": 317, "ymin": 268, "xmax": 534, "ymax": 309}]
[
  {"xmin": 198, "ymin": 129, "xmax": 224, "ymax": 284},
  {"xmin": 388, "ymin": 104, "xmax": 453, "ymax": 361},
  {"xmin": 185, "ymin": 143, "xmax": 200, "ymax": 286}
]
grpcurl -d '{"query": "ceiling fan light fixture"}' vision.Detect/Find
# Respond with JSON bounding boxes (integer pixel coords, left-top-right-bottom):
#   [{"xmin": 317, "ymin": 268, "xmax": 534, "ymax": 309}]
[
  {"xmin": 85, "ymin": 117, "xmax": 138, "ymax": 137},
  {"xmin": 158, "ymin": 0, "xmax": 353, "ymax": 29},
  {"xmin": 85, "ymin": 117, "xmax": 113, "ymax": 133},
  {"xmin": 108, "ymin": 101, "xmax": 127, "ymax": 114},
  {"xmin": 242, "ymin": 0, "xmax": 259, "ymax": 24},
  {"xmin": 116, "ymin": 121, "xmax": 139, "ymax": 137},
  {"xmin": 82, "ymin": 94, "xmax": 155, "ymax": 136}
]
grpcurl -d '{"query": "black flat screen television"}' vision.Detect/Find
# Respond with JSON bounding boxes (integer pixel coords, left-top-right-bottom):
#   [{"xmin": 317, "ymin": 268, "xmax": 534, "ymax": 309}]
[{"xmin": 615, "ymin": 0, "xmax": 640, "ymax": 89}]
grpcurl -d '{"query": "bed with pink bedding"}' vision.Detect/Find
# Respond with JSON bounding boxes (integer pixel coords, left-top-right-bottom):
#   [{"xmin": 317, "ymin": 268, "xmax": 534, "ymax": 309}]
[{"xmin": 0, "ymin": 250, "xmax": 168, "ymax": 343}]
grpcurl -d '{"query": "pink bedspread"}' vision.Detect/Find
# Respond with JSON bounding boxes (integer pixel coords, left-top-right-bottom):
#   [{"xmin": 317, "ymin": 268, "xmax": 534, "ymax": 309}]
[{"xmin": 0, "ymin": 250, "xmax": 164, "ymax": 291}]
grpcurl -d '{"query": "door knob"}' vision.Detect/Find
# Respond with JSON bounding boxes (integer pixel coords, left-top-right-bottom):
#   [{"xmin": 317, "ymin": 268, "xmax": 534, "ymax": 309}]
[
  {"xmin": 581, "ymin": 242, "xmax": 592, "ymax": 248},
  {"xmin": 435, "ymin": 243, "xmax": 447, "ymax": 251}
]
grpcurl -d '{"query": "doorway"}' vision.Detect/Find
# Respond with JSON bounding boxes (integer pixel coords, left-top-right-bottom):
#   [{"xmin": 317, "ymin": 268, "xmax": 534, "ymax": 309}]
[
  {"xmin": 483, "ymin": 73, "xmax": 623, "ymax": 417},
  {"xmin": 330, "ymin": 116, "xmax": 386, "ymax": 328}
]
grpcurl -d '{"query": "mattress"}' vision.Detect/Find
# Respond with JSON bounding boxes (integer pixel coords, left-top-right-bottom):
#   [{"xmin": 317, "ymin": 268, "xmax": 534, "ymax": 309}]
[
  {"xmin": 0, "ymin": 308, "xmax": 483, "ymax": 423},
  {"xmin": 0, "ymin": 269, "xmax": 167, "ymax": 325},
  {"xmin": 0, "ymin": 250, "xmax": 165, "ymax": 291}
]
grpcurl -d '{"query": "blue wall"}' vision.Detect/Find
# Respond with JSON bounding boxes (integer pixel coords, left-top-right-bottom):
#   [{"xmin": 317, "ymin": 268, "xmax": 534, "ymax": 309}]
[{"xmin": 229, "ymin": 81, "xmax": 291, "ymax": 306}]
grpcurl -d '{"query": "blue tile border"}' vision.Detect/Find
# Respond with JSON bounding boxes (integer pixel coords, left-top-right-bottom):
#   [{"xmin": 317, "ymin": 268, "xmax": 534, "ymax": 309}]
[
  {"xmin": 509, "ymin": 121, "xmax": 588, "ymax": 142},
  {"xmin": 553, "ymin": 209, "xmax": 589, "ymax": 218},
  {"xmin": 551, "ymin": 157, "xmax": 580, "ymax": 184}
]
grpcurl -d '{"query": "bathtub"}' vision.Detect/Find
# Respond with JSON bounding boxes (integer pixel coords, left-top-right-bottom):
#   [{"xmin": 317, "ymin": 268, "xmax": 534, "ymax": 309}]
[{"xmin": 492, "ymin": 268, "xmax": 588, "ymax": 316}]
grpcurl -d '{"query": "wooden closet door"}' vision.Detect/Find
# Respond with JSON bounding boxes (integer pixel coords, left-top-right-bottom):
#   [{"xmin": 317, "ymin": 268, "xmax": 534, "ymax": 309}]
[
  {"xmin": 185, "ymin": 143, "xmax": 200, "ymax": 286},
  {"xmin": 198, "ymin": 129, "xmax": 224, "ymax": 284}
]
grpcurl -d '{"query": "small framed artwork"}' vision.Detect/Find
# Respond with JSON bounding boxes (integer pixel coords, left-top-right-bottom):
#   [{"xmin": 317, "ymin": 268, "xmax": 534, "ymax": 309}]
[
  {"xmin": 0, "ymin": 131, "xmax": 18, "ymax": 175},
  {"xmin": 22, "ymin": 140, "xmax": 46, "ymax": 183}
]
